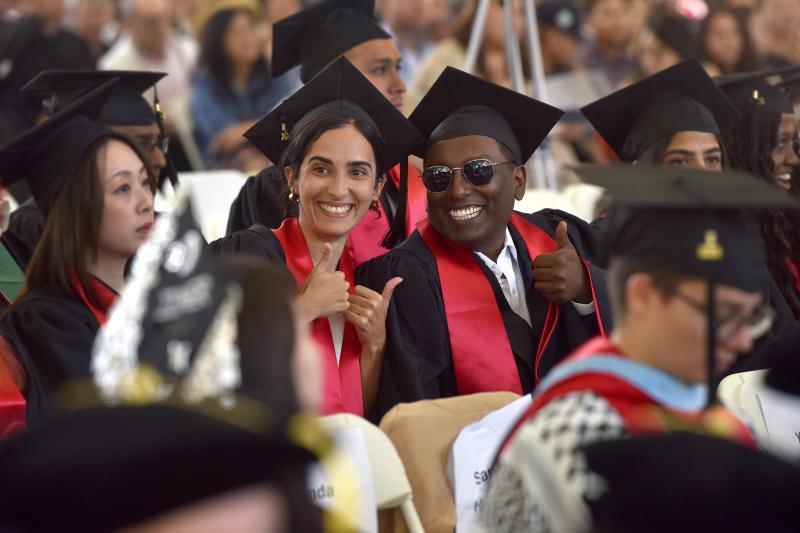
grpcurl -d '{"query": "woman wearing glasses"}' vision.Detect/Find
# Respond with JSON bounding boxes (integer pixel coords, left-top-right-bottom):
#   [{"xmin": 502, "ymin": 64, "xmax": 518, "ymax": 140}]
[
  {"xmin": 209, "ymin": 59, "xmax": 422, "ymax": 417},
  {"xmin": 358, "ymin": 67, "xmax": 609, "ymax": 421}
]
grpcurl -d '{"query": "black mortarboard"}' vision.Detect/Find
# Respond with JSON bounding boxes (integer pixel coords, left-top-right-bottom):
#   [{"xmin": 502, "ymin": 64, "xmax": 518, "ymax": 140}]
[
  {"xmin": 581, "ymin": 59, "xmax": 740, "ymax": 161},
  {"xmin": 20, "ymin": 69, "xmax": 165, "ymax": 126},
  {"xmin": 409, "ymin": 66, "xmax": 564, "ymax": 163},
  {"xmin": 573, "ymin": 164, "xmax": 799, "ymax": 290},
  {"xmin": 777, "ymin": 74, "xmax": 800, "ymax": 97},
  {"xmin": 245, "ymin": 57, "xmax": 423, "ymax": 173},
  {"xmin": 271, "ymin": 0, "xmax": 391, "ymax": 83},
  {"xmin": 716, "ymin": 65, "xmax": 800, "ymax": 115},
  {"xmin": 574, "ymin": 164, "xmax": 800, "ymax": 403},
  {"xmin": 584, "ymin": 432, "xmax": 800, "ymax": 532},
  {"xmin": 0, "ymin": 404, "xmax": 321, "ymax": 531},
  {"xmin": 0, "ymin": 78, "xmax": 117, "ymax": 213}
]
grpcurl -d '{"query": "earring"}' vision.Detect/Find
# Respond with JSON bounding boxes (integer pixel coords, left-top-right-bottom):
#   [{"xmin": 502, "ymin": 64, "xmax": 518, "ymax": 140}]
[
  {"xmin": 371, "ymin": 199, "xmax": 379, "ymax": 209},
  {"xmin": 288, "ymin": 191, "xmax": 295, "ymax": 202}
]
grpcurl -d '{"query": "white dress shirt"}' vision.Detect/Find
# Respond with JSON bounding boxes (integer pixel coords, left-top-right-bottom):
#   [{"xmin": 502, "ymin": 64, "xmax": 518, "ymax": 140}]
[{"xmin": 475, "ymin": 229, "xmax": 596, "ymax": 327}]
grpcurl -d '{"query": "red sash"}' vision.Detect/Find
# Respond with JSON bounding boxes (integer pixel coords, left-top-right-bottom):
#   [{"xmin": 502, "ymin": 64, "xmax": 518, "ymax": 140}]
[
  {"xmin": 72, "ymin": 275, "xmax": 117, "ymax": 326},
  {"xmin": 273, "ymin": 218, "xmax": 364, "ymax": 416},
  {"xmin": 346, "ymin": 163, "xmax": 428, "ymax": 266},
  {"xmin": 418, "ymin": 213, "xmax": 561, "ymax": 395},
  {"xmin": 503, "ymin": 337, "xmax": 754, "ymax": 450},
  {"xmin": 0, "ymin": 338, "xmax": 25, "ymax": 438}
]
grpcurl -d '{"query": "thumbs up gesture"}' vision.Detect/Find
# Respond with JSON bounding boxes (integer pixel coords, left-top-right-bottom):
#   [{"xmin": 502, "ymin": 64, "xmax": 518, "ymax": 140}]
[
  {"xmin": 346, "ymin": 277, "xmax": 403, "ymax": 355},
  {"xmin": 297, "ymin": 243, "xmax": 351, "ymax": 321},
  {"xmin": 532, "ymin": 221, "xmax": 592, "ymax": 304}
]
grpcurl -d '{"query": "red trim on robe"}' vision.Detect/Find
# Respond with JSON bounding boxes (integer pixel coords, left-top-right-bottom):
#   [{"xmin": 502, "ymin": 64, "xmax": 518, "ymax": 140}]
[
  {"xmin": 273, "ymin": 218, "xmax": 364, "ymax": 416},
  {"xmin": 71, "ymin": 275, "xmax": 117, "ymax": 326},
  {"xmin": 787, "ymin": 258, "xmax": 800, "ymax": 296},
  {"xmin": 418, "ymin": 213, "xmax": 590, "ymax": 395},
  {"xmin": 346, "ymin": 163, "xmax": 427, "ymax": 266},
  {"xmin": 503, "ymin": 337, "xmax": 755, "ymax": 451},
  {"xmin": 0, "ymin": 338, "xmax": 25, "ymax": 438}
]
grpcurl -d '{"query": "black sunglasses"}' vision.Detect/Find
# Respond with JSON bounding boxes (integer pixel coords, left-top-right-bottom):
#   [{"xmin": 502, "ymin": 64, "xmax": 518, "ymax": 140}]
[{"xmin": 421, "ymin": 158, "xmax": 515, "ymax": 193}]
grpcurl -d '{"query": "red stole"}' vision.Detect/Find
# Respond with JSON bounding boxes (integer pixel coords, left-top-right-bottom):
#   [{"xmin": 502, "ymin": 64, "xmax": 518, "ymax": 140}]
[
  {"xmin": 418, "ymin": 213, "xmax": 562, "ymax": 395},
  {"xmin": 346, "ymin": 163, "xmax": 428, "ymax": 266},
  {"xmin": 0, "ymin": 338, "xmax": 25, "ymax": 438},
  {"xmin": 503, "ymin": 337, "xmax": 754, "ymax": 450},
  {"xmin": 72, "ymin": 275, "xmax": 117, "ymax": 326},
  {"xmin": 272, "ymin": 218, "xmax": 364, "ymax": 416}
]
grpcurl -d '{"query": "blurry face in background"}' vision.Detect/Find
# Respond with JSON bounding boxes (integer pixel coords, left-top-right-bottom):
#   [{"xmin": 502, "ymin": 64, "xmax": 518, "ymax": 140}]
[
  {"xmin": 637, "ymin": 29, "xmax": 680, "ymax": 77},
  {"xmin": 112, "ymin": 123, "xmax": 167, "ymax": 176},
  {"xmin": 705, "ymin": 11, "xmax": 743, "ymax": 72},
  {"xmin": 345, "ymin": 39, "xmax": 406, "ymax": 112},
  {"xmin": 772, "ymin": 112, "xmax": 800, "ymax": 191},
  {"xmin": 224, "ymin": 10, "xmax": 261, "ymax": 67},
  {"xmin": 29, "ymin": 0, "xmax": 64, "ymax": 22},
  {"xmin": 484, "ymin": 0, "xmax": 523, "ymax": 49},
  {"xmin": 542, "ymin": 27, "xmax": 580, "ymax": 70},
  {"xmin": 73, "ymin": 0, "xmax": 115, "ymax": 39},
  {"xmin": 588, "ymin": 0, "xmax": 633, "ymax": 49},
  {"xmin": 128, "ymin": 0, "xmax": 173, "ymax": 59}
]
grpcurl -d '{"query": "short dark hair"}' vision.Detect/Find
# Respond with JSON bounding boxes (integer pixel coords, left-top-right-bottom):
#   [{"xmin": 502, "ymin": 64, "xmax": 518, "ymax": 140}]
[
  {"xmin": 277, "ymin": 114, "xmax": 386, "ymax": 217},
  {"xmin": 608, "ymin": 256, "xmax": 689, "ymax": 318}
]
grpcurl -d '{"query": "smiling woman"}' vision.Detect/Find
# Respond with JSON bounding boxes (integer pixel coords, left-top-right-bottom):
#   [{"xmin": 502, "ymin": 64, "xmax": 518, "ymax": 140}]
[
  {"xmin": 209, "ymin": 58, "xmax": 423, "ymax": 418},
  {"xmin": 0, "ymin": 81, "xmax": 156, "ymax": 423}
]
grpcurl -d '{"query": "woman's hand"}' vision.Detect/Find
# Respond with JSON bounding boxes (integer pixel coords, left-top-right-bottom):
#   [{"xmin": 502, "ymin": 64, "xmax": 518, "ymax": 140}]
[
  {"xmin": 346, "ymin": 277, "xmax": 403, "ymax": 414},
  {"xmin": 296, "ymin": 244, "xmax": 350, "ymax": 322}
]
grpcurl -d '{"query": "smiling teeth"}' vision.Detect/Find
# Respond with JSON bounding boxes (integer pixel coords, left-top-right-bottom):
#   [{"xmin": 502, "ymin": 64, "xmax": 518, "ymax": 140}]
[
  {"xmin": 319, "ymin": 203, "xmax": 352, "ymax": 214},
  {"xmin": 775, "ymin": 173, "xmax": 791, "ymax": 182},
  {"xmin": 449, "ymin": 206, "xmax": 482, "ymax": 221}
]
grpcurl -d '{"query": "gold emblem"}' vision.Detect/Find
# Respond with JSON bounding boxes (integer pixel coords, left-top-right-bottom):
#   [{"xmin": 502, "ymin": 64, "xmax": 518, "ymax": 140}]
[
  {"xmin": 280, "ymin": 121, "xmax": 290, "ymax": 141},
  {"xmin": 696, "ymin": 229, "xmax": 724, "ymax": 261}
]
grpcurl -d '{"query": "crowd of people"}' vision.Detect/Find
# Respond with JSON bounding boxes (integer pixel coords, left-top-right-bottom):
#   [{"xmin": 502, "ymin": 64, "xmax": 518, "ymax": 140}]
[{"xmin": 1, "ymin": 0, "xmax": 800, "ymax": 531}]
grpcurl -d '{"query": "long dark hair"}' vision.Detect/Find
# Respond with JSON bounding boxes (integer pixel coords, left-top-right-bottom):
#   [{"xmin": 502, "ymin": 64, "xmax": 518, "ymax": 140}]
[
  {"xmin": 721, "ymin": 112, "xmax": 800, "ymax": 317},
  {"xmin": 198, "ymin": 8, "xmax": 268, "ymax": 91},
  {"xmin": 696, "ymin": 6, "xmax": 761, "ymax": 74},
  {"xmin": 277, "ymin": 114, "xmax": 385, "ymax": 218},
  {"xmin": 12, "ymin": 134, "xmax": 154, "ymax": 309}
]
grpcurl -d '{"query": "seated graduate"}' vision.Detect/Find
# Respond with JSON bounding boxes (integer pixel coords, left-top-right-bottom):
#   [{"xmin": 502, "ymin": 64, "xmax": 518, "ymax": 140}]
[
  {"xmin": 581, "ymin": 58, "xmax": 741, "ymax": 170},
  {"xmin": 716, "ymin": 68, "xmax": 800, "ymax": 320},
  {"xmin": 480, "ymin": 165, "xmax": 800, "ymax": 532},
  {"xmin": 209, "ymin": 58, "xmax": 424, "ymax": 417},
  {"xmin": 358, "ymin": 67, "xmax": 610, "ymax": 421},
  {"xmin": 0, "ymin": 80, "xmax": 156, "ymax": 424},
  {"xmin": 226, "ymin": 0, "xmax": 428, "ymax": 261},
  {"xmin": 583, "ymin": 59, "xmax": 800, "ymax": 375},
  {"xmin": 3, "ymin": 70, "xmax": 170, "ymax": 272}
]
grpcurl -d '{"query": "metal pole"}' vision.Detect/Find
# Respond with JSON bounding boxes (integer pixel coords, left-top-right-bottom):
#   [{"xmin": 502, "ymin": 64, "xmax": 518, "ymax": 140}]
[
  {"xmin": 463, "ymin": 0, "xmax": 493, "ymax": 74},
  {"xmin": 522, "ymin": 0, "xmax": 557, "ymax": 190},
  {"xmin": 501, "ymin": 0, "xmax": 525, "ymax": 93}
]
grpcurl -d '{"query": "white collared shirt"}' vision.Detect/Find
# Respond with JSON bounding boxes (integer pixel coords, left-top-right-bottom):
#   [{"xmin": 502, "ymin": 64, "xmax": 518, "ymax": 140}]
[{"xmin": 475, "ymin": 229, "xmax": 596, "ymax": 327}]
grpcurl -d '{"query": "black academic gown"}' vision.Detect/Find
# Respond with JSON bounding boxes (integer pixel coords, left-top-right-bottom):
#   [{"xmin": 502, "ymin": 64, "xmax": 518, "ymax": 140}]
[
  {"xmin": 357, "ymin": 209, "xmax": 611, "ymax": 422},
  {"xmin": 1, "ymin": 287, "xmax": 102, "ymax": 426},
  {"xmin": 2, "ymin": 198, "xmax": 45, "ymax": 271}
]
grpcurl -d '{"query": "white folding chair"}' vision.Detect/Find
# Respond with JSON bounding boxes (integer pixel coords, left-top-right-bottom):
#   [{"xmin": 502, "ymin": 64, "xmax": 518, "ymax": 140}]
[{"xmin": 319, "ymin": 413, "xmax": 424, "ymax": 533}]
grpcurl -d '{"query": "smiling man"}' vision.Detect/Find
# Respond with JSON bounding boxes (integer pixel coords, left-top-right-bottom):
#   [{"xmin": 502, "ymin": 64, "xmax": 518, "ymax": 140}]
[{"xmin": 358, "ymin": 67, "xmax": 609, "ymax": 420}]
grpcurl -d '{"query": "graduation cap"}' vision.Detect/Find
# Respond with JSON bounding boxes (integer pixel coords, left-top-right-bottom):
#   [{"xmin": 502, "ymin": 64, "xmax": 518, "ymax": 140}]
[
  {"xmin": 776, "ymin": 74, "xmax": 800, "ymax": 97},
  {"xmin": 581, "ymin": 59, "xmax": 740, "ymax": 161},
  {"xmin": 0, "ymin": 78, "xmax": 117, "ymax": 214},
  {"xmin": 271, "ymin": 0, "xmax": 391, "ymax": 83},
  {"xmin": 408, "ymin": 66, "xmax": 564, "ymax": 163},
  {"xmin": 93, "ymin": 192, "xmax": 249, "ymax": 408},
  {"xmin": 584, "ymin": 432, "xmax": 800, "ymax": 532},
  {"xmin": 246, "ymin": 57, "xmax": 423, "ymax": 247},
  {"xmin": 246, "ymin": 56, "xmax": 423, "ymax": 172},
  {"xmin": 0, "ymin": 404, "xmax": 322, "ymax": 531},
  {"xmin": 716, "ymin": 65, "xmax": 800, "ymax": 115},
  {"xmin": 573, "ymin": 163, "xmax": 800, "ymax": 404},
  {"xmin": 20, "ymin": 69, "xmax": 165, "ymax": 126}
]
